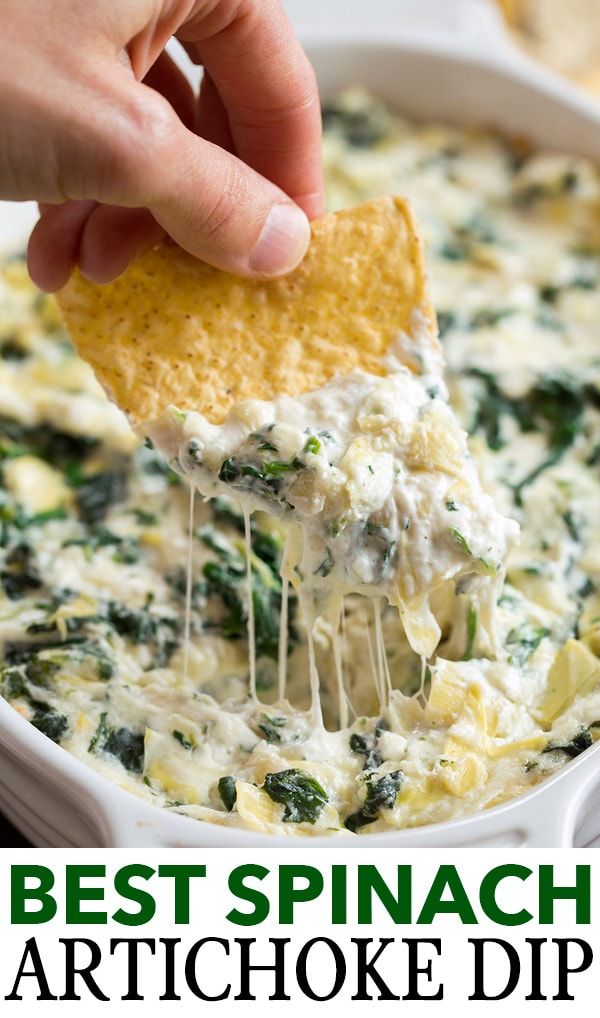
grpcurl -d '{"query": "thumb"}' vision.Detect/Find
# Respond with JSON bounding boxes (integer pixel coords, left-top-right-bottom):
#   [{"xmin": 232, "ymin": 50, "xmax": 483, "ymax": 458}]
[{"xmin": 113, "ymin": 83, "xmax": 312, "ymax": 278}]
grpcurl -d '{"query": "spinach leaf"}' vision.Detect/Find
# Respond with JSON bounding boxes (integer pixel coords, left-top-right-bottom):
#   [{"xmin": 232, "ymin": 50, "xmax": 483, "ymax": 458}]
[
  {"xmin": 3, "ymin": 642, "xmax": 61, "ymax": 689},
  {"xmin": 173, "ymin": 730, "xmax": 193, "ymax": 750},
  {"xmin": 345, "ymin": 771, "xmax": 402, "ymax": 832},
  {"xmin": 0, "ymin": 416, "xmax": 98, "ymax": 470},
  {"xmin": 1, "ymin": 542, "xmax": 42, "ymax": 599},
  {"xmin": 462, "ymin": 604, "xmax": 477, "ymax": 661},
  {"xmin": 203, "ymin": 532, "xmax": 294, "ymax": 661},
  {"xmin": 322, "ymin": 103, "xmax": 387, "ymax": 147},
  {"xmin": 130, "ymin": 508, "xmax": 159, "ymax": 526},
  {"xmin": 210, "ymin": 497, "xmax": 245, "ymax": 532},
  {"xmin": 543, "ymin": 727, "xmax": 592, "ymax": 758},
  {"xmin": 314, "ymin": 547, "xmax": 334, "ymax": 578},
  {"xmin": 470, "ymin": 307, "xmax": 516, "ymax": 330},
  {"xmin": 89, "ymin": 712, "xmax": 145, "ymax": 772},
  {"xmin": 469, "ymin": 370, "xmax": 586, "ymax": 458},
  {"xmin": 263, "ymin": 768, "xmax": 328, "ymax": 824},
  {"xmin": 0, "ymin": 338, "xmax": 28, "ymax": 360},
  {"xmin": 258, "ymin": 713, "xmax": 286, "ymax": 743},
  {"xmin": 436, "ymin": 311, "xmax": 456, "ymax": 339},
  {"xmin": 138, "ymin": 441, "xmax": 180, "ymax": 486},
  {"xmin": 304, "ymin": 435, "xmax": 322, "ymax": 455},
  {"xmin": 64, "ymin": 526, "xmax": 139, "ymax": 564},
  {"xmin": 218, "ymin": 775, "xmax": 237, "ymax": 812},
  {"xmin": 218, "ymin": 455, "xmax": 300, "ymax": 505},
  {"xmin": 73, "ymin": 471, "xmax": 128, "ymax": 525},
  {"xmin": 349, "ymin": 728, "xmax": 383, "ymax": 771},
  {"xmin": 448, "ymin": 527, "xmax": 496, "ymax": 576},
  {"xmin": 107, "ymin": 599, "xmax": 181, "ymax": 666},
  {"xmin": 31, "ymin": 704, "xmax": 69, "ymax": 743},
  {"xmin": 506, "ymin": 623, "xmax": 549, "ymax": 666}
]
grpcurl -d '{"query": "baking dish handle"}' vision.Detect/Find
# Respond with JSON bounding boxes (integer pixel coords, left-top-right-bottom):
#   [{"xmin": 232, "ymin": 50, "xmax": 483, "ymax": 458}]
[
  {"xmin": 460, "ymin": 745, "xmax": 600, "ymax": 848},
  {"xmin": 286, "ymin": 0, "xmax": 517, "ymax": 55}
]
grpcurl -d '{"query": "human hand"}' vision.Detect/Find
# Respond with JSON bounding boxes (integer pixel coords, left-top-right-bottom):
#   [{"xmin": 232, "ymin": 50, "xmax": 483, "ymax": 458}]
[{"xmin": 0, "ymin": 0, "xmax": 324, "ymax": 291}]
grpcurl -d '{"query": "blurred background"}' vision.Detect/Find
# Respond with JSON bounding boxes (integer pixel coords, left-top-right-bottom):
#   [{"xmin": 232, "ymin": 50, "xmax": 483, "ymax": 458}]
[{"xmin": 497, "ymin": 0, "xmax": 600, "ymax": 93}]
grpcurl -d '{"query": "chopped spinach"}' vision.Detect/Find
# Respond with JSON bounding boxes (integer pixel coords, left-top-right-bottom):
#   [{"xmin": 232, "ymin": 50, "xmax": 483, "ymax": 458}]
[
  {"xmin": 469, "ymin": 370, "xmax": 591, "ymax": 504},
  {"xmin": 258, "ymin": 712, "xmax": 286, "ymax": 743},
  {"xmin": 218, "ymin": 775, "xmax": 237, "ymax": 812},
  {"xmin": 512, "ymin": 170, "xmax": 578, "ymax": 208},
  {"xmin": 469, "ymin": 370, "xmax": 587, "ymax": 459},
  {"xmin": 350, "ymin": 728, "xmax": 384, "ymax": 771},
  {"xmin": 31, "ymin": 704, "xmax": 68, "ymax": 743},
  {"xmin": 543, "ymin": 727, "xmax": 592, "ymax": 759},
  {"xmin": 73, "ymin": 471, "xmax": 128, "ymax": 525},
  {"xmin": 1, "ymin": 543, "xmax": 42, "ymax": 599},
  {"xmin": 202, "ymin": 525, "xmax": 294, "ymax": 660},
  {"xmin": 539, "ymin": 284, "xmax": 560, "ymax": 304},
  {"xmin": 0, "ymin": 338, "xmax": 28, "ymax": 360},
  {"xmin": 448, "ymin": 527, "xmax": 496, "ymax": 576},
  {"xmin": 263, "ymin": 768, "xmax": 328, "ymax": 824},
  {"xmin": 249, "ymin": 430, "xmax": 278, "ymax": 454},
  {"xmin": 436, "ymin": 311, "xmax": 456, "ymax": 339},
  {"xmin": 562, "ymin": 510, "xmax": 581, "ymax": 542},
  {"xmin": 470, "ymin": 307, "xmax": 516, "ymax": 330},
  {"xmin": 138, "ymin": 442, "xmax": 180, "ymax": 486},
  {"xmin": 197, "ymin": 525, "xmax": 235, "ymax": 561},
  {"xmin": 462, "ymin": 604, "xmax": 477, "ymax": 661},
  {"xmin": 506, "ymin": 623, "xmax": 549, "ymax": 666},
  {"xmin": 89, "ymin": 712, "xmax": 144, "ymax": 772},
  {"xmin": 322, "ymin": 102, "xmax": 388, "ymax": 147},
  {"xmin": 304, "ymin": 435, "xmax": 322, "ymax": 455},
  {"xmin": 469, "ymin": 370, "xmax": 515, "ymax": 451},
  {"xmin": 210, "ymin": 497, "xmax": 245, "ymax": 532},
  {"xmin": 0, "ymin": 417, "xmax": 98, "ymax": 470},
  {"xmin": 107, "ymin": 598, "xmax": 180, "ymax": 662},
  {"xmin": 64, "ymin": 526, "xmax": 139, "ymax": 564},
  {"xmin": 173, "ymin": 730, "xmax": 193, "ymax": 750},
  {"xmin": 314, "ymin": 547, "xmax": 335, "ymax": 578},
  {"xmin": 345, "ymin": 771, "xmax": 402, "ymax": 832},
  {"xmin": 131, "ymin": 508, "xmax": 159, "ymax": 526},
  {"xmin": 218, "ymin": 453, "xmax": 302, "ymax": 506}
]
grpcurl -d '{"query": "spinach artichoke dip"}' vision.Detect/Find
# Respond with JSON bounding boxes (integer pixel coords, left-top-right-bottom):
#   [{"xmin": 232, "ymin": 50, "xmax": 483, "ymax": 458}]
[{"xmin": 3, "ymin": 88, "xmax": 600, "ymax": 837}]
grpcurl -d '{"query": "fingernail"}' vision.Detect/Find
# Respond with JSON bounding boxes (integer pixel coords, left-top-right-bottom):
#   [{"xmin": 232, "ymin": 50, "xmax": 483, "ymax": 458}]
[{"xmin": 249, "ymin": 203, "xmax": 311, "ymax": 277}]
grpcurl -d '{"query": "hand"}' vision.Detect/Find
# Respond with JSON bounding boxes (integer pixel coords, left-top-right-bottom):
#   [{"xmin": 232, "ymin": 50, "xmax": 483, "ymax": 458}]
[{"xmin": 0, "ymin": 0, "xmax": 324, "ymax": 290}]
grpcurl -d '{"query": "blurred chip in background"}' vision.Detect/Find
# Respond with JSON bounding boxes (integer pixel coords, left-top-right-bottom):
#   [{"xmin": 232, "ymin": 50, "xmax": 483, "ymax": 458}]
[{"xmin": 498, "ymin": 0, "xmax": 600, "ymax": 92}]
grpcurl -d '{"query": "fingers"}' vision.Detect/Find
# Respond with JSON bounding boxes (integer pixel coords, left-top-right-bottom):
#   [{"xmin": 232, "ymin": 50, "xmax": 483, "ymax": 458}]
[
  {"xmin": 27, "ymin": 200, "xmax": 96, "ymax": 291},
  {"xmin": 29, "ymin": 201, "xmax": 165, "ymax": 291},
  {"xmin": 179, "ymin": 0, "xmax": 325, "ymax": 219},
  {"xmin": 132, "ymin": 88, "xmax": 310, "ymax": 277},
  {"xmin": 30, "ymin": 77, "xmax": 310, "ymax": 284},
  {"xmin": 23, "ymin": 0, "xmax": 323, "ymax": 285},
  {"xmin": 143, "ymin": 51, "xmax": 196, "ymax": 131},
  {"xmin": 196, "ymin": 72, "xmax": 234, "ymax": 152},
  {"xmin": 78, "ymin": 205, "xmax": 165, "ymax": 283}
]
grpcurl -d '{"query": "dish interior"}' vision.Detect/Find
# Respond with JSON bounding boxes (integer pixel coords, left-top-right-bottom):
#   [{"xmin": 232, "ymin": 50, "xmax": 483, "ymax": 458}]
[{"xmin": 2, "ymin": 87, "xmax": 600, "ymax": 839}]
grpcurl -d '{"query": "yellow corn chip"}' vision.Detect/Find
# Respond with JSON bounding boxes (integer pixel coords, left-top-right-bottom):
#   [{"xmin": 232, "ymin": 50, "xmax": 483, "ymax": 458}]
[{"xmin": 57, "ymin": 196, "xmax": 437, "ymax": 425}]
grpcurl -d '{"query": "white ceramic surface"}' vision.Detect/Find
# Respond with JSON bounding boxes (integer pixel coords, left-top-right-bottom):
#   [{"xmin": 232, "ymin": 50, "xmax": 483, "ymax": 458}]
[{"xmin": 1, "ymin": 0, "xmax": 600, "ymax": 847}]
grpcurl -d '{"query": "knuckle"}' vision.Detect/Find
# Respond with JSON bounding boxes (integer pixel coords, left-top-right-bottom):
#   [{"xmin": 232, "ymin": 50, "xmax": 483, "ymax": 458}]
[
  {"xmin": 97, "ymin": 90, "xmax": 178, "ymax": 203},
  {"xmin": 197, "ymin": 163, "xmax": 248, "ymax": 244}
]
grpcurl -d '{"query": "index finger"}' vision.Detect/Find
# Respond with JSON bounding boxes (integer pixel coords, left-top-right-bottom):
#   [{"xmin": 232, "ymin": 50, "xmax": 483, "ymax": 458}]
[{"xmin": 177, "ymin": 0, "xmax": 325, "ymax": 219}]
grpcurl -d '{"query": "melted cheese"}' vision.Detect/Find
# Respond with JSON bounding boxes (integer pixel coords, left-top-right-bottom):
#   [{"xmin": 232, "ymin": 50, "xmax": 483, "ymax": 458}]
[{"xmin": 146, "ymin": 363, "xmax": 518, "ymax": 671}]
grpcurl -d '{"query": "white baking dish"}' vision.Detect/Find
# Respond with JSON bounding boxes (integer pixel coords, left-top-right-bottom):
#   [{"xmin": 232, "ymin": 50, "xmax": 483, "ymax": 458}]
[{"xmin": 1, "ymin": 0, "xmax": 600, "ymax": 847}]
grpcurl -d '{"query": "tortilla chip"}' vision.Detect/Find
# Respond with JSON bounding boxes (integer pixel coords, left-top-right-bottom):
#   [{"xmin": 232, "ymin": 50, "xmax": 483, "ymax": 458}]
[
  {"xmin": 57, "ymin": 196, "xmax": 437, "ymax": 425},
  {"xmin": 496, "ymin": 0, "xmax": 522, "ymax": 23}
]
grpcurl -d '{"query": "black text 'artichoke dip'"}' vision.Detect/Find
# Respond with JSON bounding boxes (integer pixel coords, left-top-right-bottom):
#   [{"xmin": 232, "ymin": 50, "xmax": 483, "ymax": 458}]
[{"xmin": 3, "ymin": 89, "xmax": 600, "ymax": 836}]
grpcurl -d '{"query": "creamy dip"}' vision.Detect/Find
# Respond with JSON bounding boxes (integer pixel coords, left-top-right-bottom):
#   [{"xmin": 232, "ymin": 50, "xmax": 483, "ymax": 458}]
[
  {"xmin": 2, "ymin": 89, "xmax": 600, "ymax": 837},
  {"xmin": 147, "ymin": 362, "xmax": 517, "ymax": 674}
]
